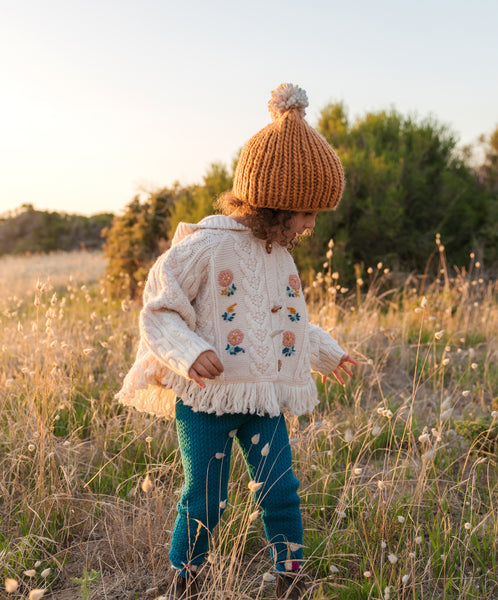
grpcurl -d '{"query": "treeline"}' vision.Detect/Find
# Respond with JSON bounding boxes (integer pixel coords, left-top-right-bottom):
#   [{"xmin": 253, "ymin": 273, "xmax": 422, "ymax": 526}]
[
  {"xmin": 104, "ymin": 104, "xmax": 498, "ymax": 298},
  {"xmin": 3, "ymin": 105, "xmax": 496, "ymax": 296},
  {"xmin": 0, "ymin": 204, "xmax": 113, "ymax": 255}
]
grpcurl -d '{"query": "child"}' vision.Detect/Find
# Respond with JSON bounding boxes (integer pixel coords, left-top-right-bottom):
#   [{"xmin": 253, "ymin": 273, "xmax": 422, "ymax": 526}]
[{"xmin": 117, "ymin": 83, "xmax": 356, "ymax": 599}]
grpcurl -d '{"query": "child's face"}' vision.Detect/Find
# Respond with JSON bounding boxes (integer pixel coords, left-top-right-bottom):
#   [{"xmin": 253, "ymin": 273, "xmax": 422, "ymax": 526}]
[{"xmin": 280, "ymin": 211, "xmax": 317, "ymax": 244}]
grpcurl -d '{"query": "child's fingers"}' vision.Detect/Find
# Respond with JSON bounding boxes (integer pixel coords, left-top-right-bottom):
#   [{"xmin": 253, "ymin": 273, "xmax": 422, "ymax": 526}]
[
  {"xmin": 189, "ymin": 350, "xmax": 224, "ymax": 384},
  {"xmin": 204, "ymin": 352, "xmax": 224, "ymax": 375},
  {"xmin": 339, "ymin": 363, "xmax": 354, "ymax": 377},
  {"xmin": 340, "ymin": 355, "xmax": 358, "ymax": 367},
  {"xmin": 332, "ymin": 369, "xmax": 345, "ymax": 386},
  {"xmin": 189, "ymin": 368, "xmax": 206, "ymax": 389},
  {"xmin": 193, "ymin": 361, "xmax": 217, "ymax": 379},
  {"xmin": 198, "ymin": 353, "xmax": 224, "ymax": 377}
]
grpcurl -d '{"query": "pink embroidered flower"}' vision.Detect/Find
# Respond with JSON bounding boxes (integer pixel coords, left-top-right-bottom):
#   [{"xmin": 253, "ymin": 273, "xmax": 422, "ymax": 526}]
[
  {"xmin": 288, "ymin": 274, "xmax": 301, "ymax": 291},
  {"xmin": 227, "ymin": 329, "xmax": 244, "ymax": 346},
  {"xmin": 282, "ymin": 331, "xmax": 295, "ymax": 347},
  {"xmin": 218, "ymin": 270, "xmax": 234, "ymax": 287}
]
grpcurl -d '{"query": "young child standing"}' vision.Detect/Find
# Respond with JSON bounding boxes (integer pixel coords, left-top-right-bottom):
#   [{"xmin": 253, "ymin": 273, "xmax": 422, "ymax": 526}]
[{"xmin": 117, "ymin": 83, "xmax": 356, "ymax": 599}]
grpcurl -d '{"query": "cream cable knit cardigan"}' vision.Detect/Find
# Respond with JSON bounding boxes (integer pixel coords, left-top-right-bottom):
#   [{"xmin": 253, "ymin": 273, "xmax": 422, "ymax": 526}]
[{"xmin": 116, "ymin": 215, "xmax": 345, "ymax": 418}]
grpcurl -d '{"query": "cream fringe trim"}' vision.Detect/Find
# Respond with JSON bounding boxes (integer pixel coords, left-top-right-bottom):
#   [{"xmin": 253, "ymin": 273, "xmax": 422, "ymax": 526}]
[{"xmin": 116, "ymin": 371, "xmax": 319, "ymax": 419}]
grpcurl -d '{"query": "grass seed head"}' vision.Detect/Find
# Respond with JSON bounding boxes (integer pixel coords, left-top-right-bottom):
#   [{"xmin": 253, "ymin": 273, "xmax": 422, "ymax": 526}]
[
  {"xmin": 141, "ymin": 474, "xmax": 153, "ymax": 493},
  {"xmin": 248, "ymin": 480, "xmax": 263, "ymax": 493},
  {"xmin": 5, "ymin": 578, "xmax": 18, "ymax": 593}
]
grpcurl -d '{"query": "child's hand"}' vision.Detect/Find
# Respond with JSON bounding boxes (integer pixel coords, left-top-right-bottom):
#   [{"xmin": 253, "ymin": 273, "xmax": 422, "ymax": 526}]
[
  {"xmin": 188, "ymin": 350, "xmax": 224, "ymax": 389},
  {"xmin": 322, "ymin": 355, "xmax": 357, "ymax": 386}
]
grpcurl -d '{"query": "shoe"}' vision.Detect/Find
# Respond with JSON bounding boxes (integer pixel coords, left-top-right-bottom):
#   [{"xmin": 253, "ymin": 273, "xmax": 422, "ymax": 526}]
[
  {"xmin": 276, "ymin": 571, "xmax": 311, "ymax": 599},
  {"xmin": 155, "ymin": 569, "xmax": 199, "ymax": 600}
]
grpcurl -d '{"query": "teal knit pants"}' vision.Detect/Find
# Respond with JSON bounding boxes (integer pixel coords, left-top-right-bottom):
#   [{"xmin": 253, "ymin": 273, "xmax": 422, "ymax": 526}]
[{"xmin": 169, "ymin": 400, "xmax": 303, "ymax": 576}]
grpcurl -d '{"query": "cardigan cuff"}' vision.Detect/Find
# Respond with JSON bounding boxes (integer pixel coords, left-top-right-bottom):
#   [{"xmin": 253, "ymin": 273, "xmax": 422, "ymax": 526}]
[
  {"xmin": 145, "ymin": 336, "xmax": 216, "ymax": 380},
  {"xmin": 309, "ymin": 324, "xmax": 345, "ymax": 375}
]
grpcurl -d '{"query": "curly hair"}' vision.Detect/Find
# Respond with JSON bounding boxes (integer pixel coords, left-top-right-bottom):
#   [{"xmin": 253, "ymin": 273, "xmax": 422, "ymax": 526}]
[{"xmin": 214, "ymin": 191, "xmax": 301, "ymax": 250}]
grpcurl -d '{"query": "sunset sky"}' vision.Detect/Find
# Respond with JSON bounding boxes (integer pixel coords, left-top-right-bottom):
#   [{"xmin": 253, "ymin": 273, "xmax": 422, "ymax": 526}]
[{"xmin": 1, "ymin": 0, "xmax": 497, "ymax": 216}]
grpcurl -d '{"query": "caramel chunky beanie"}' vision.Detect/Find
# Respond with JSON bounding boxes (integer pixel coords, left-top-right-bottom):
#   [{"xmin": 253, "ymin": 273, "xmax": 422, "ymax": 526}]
[{"xmin": 233, "ymin": 83, "xmax": 345, "ymax": 212}]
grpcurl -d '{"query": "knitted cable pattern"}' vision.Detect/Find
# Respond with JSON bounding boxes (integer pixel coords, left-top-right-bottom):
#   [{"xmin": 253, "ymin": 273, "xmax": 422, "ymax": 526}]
[{"xmin": 116, "ymin": 216, "xmax": 345, "ymax": 419}]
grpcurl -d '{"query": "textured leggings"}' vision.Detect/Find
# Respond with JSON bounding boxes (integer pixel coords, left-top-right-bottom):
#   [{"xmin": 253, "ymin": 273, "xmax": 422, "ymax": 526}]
[{"xmin": 169, "ymin": 400, "xmax": 303, "ymax": 575}]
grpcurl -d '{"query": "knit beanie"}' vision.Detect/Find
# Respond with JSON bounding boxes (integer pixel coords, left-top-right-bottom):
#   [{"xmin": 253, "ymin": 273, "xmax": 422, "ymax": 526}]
[{"xmin": 232, "ymin": 83, "xmax": 344, "ymax": 212}]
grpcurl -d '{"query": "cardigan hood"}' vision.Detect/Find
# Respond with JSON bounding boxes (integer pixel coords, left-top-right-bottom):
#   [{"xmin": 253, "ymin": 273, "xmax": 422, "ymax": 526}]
[
  {"xmin": 116, "ymin": 215, "xmax": 345, "ymax": 419},
  {"xmin": 171, "ymin": 215, "xmax": 250, "ymax": 245}
]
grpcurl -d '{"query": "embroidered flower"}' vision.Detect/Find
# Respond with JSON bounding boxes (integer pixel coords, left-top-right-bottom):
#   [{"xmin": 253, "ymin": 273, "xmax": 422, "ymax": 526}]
[
  {"xmin": 282, "ymin": 331, "xmax": 295, "ymax": 347},
  {"xmin": 282, "ymin": 330, "xmax": 296, "ymax": 357},
  {"xmin": 227, "ymin": 329, "xmax": 243, "ymax": 345},
  {"xmin": 218, "ymin": 270, "xmax": 233, "ymax": 286},
  {"xmin": 287, "ymin": 274, "xmax": 301, "ymax": 297},
  {"xmin": 287, "ymin": 306, "xmax": 301, "ymax": 322},
  {"xmin": 226, "ymin": 329, "xmax": 245, "ymax": 355},
  {"xmin": 218, "ymin": 269, "xmax": 237, "ymax": 296},
  {"xmin": 222, "ymin": 302, "xmax": 237, "ymax": 321}
]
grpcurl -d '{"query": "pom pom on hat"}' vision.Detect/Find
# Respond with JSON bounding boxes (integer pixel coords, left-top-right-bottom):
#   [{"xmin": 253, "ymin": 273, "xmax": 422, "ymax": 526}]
[
  {"xmin": 233, "ymin": 83, "xmax": 345, "ymax": 212},
  {"xmin": 268, "ymin": 83, "xmax": 309, "ymax": 120}
]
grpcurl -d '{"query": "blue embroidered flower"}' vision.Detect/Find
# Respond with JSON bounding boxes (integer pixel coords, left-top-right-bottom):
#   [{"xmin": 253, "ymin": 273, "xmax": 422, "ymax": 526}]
[
  {"xmin": 222, "ymin": 303, "xmax": 237, "ymax": 321},
  {"xmin": 287, "ymin": 306, "xmax": 301, "ymax": 322}
]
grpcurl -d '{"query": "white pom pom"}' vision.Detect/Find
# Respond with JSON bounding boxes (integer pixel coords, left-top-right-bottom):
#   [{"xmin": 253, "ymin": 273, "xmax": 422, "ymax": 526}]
[{"xmin": 268, "ymin": 83, "xmax": 308, "ymax": 120}]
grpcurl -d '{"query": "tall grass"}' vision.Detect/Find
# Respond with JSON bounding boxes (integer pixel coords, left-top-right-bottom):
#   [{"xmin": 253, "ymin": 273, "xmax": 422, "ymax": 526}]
[{"xmin": 0, "ymin": 245, "xmax": 496, "ymax": 599}]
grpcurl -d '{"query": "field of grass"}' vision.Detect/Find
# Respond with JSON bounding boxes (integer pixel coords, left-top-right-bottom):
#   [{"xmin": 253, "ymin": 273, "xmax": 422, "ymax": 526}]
[{"xmin": 0, "ymin": 247, "xmax": 496, "ymax": 600}]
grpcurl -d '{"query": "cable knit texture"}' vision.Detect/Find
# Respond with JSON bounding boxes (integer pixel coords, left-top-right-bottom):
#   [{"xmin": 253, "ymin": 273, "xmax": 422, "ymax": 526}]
[{"xmin": 116, "ymin": 215, "xmax": 345, "ymax": 418}]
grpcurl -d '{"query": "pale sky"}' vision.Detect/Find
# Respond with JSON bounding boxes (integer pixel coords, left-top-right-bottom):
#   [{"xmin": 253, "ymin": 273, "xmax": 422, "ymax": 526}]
[{"xmin": 1, "ymin": 0, "xmax": 497, "ymax": 216}]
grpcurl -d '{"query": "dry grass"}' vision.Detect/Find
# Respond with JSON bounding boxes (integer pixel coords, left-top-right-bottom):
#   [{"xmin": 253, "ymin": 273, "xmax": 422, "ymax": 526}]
[{"xmin": 0, "ymin": 246, "xmax": 497, "ymax": 600}]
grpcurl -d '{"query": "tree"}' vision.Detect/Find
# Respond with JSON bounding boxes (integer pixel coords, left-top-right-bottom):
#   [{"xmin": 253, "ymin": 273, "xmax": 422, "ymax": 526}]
[
  {"xmin": 102, "ymin": 188, "xmax": 175, "ymax": 299},
  {"xmin": 166, "ymin": 162, "xmax": 233, "ymax": 238},
  {"xmin": 296, "ymin": 104, "xmax": 492, "ymax": 277},
  {"xmin": 102, "ymin": 163, "xmax": 232, "ymax": 300},
  {"xmin": 0, "ymin": 204, "xmax": 113, "ymax": 256},
  {"xmin": 473, "ymin": 125, "xmax": 498, "ymax": 263}
]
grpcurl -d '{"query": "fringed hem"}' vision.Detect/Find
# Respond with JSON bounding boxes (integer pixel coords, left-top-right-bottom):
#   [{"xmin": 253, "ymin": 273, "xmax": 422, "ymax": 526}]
[{"xmin": 116, "ymin": 371, "xmax": 319, "ymax": 419}]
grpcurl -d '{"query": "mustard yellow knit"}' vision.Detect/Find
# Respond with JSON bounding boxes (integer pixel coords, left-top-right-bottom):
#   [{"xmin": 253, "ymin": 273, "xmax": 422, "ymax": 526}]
[{"xmin": 233, "ymin": 84, "xmax": 345, "ymax": 212}]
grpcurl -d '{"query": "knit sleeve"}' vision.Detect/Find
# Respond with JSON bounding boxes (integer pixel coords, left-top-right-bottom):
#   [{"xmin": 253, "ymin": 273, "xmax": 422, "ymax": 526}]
[
  {"xmin": 308, "ymin": 323, "xmax": 345, "ymax": 375},
  {"xmin": 139, "ymin": 233, "xmax": 216, "ymax": 379}
]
